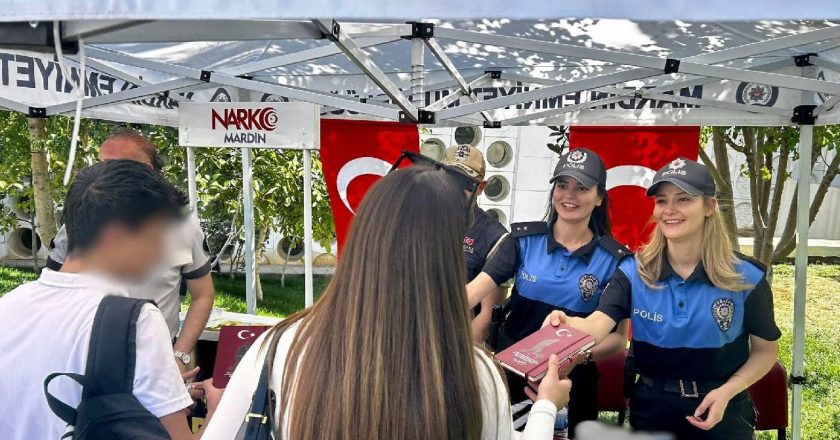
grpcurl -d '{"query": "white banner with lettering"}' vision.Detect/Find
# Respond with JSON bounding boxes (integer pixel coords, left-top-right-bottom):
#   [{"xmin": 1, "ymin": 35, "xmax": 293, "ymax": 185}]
[{"xmin": 178, "ymin": 102, "xmax": 320, "ymax": 149}]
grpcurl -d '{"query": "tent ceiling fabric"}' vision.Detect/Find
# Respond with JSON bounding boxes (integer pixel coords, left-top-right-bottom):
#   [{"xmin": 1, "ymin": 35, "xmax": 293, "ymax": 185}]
[
  {"xmin": 1, "ymin": 1, "xmax": 840, "ymax": 21},
  {"xmin": 3, "ymin": 19, "xmax": 840, "ymax": 126}
]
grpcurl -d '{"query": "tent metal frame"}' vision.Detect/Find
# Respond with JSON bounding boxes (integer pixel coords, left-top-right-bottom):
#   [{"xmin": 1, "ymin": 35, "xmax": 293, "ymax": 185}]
[{"xmin": 0, "ymin": 18, "xmax": 834, "ymax": 440}]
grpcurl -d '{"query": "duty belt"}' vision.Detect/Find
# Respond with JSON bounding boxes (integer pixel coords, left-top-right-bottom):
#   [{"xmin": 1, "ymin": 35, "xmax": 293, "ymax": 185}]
[{"xmin": 637, "ymin": 374, "xmax": 726, "ymax": 398}]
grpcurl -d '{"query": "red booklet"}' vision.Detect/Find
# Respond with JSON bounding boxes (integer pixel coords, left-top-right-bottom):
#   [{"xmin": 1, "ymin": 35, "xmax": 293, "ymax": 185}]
[
  {"xmin": 495, "ymin": 324, "xmax": 595, "ymax": 382},
  {"xmin": 212, "ymin": 326, "xmax": 270, "ymax": 388}
]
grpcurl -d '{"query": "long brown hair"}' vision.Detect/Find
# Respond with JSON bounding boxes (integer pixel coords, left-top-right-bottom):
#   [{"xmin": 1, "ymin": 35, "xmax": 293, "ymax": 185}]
[
  {"xmin": 637, "ymin": 197, "xmax": 752, "ymax": 291},
  {"xmin": 263, "ymin": 166, "xmax": 484, "ymax": 440}
]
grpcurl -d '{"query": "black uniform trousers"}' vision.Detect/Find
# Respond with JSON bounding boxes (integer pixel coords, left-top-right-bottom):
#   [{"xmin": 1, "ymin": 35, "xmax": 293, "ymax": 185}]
[
  {"xmin": 629, "ymin": 380, "xmax": 757, "ymax": 440},
  {"xmin": 507, "ymin": 362, "xmax": 600, "ymax": 438}
]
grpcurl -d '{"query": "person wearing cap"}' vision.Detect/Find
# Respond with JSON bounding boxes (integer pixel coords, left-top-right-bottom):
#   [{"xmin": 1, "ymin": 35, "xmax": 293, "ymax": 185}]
[
  {"xmin": 544, "ymin": 158, "xmax": 780, "ymax": 439},
  {"xmin": 467, "ymin": 148, "xmax": 631, "ymax": 436},
  {"xmin": 442, "ymin": 145, "xmax": 510, "ymax": 343}
]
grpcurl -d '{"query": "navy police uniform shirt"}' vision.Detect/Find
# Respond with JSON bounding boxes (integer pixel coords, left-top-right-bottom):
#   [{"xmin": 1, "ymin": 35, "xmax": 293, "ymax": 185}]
[
  {"xmin": 464, "ymin": 206, "xmax": 508, "ymax": 281},
  {"xmin": 484, "ymin": 220, "xmax": 631, "ymax": 342},
  {"xmin": 596, "ymin": 254, "xmax": 781, "ymax": 381}
]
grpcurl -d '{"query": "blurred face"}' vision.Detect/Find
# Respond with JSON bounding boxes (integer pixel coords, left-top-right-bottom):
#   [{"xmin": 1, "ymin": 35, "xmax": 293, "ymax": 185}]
[
  {"xmin": 552, "ymin": 176, "xmax": 602, "ymax": 225},
  {"xmin": 98, "ymin": 138, "xmax": 153, "ymax": 168},
  {"xmin": 653, "ymin": 183, "xmax": 715, "ymax": 242},
  {"xmin": 97, "ymin": 216, "xmax": 170, "ymax": 281}
]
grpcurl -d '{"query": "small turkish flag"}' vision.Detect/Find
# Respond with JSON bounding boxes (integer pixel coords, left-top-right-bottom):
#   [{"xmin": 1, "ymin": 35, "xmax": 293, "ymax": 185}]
[
  {"xmin": 569, "ymin": 126, "xmax": 700, "ymax": 251},
  {"xmin": 320, "ymin": 119, "xmax": 419, "ymax": 254}
]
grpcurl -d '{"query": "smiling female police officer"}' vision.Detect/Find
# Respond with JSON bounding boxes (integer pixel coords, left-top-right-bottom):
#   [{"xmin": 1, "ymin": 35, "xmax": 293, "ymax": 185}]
[
  {"xmin": 546, "ymin": 158, "xmax": 781, "ymax": 439},
  {"xmin": 467, "ymin": 148, "xmax": 631, "ymax": 436}
]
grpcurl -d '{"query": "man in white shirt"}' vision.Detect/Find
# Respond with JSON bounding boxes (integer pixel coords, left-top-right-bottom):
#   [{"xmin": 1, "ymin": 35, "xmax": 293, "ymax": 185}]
[
  {"xmin": 47, "ymin": 128, "xmax": 215, "ymax": 372},
  {"xmin": 0, "ymin": 160, "xmax": 202, "ymax": 439}
]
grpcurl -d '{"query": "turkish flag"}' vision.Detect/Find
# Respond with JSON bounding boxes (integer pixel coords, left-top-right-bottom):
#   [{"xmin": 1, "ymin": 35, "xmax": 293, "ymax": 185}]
[
  {"xmin": 569, "ymin": 126, "xmax": 700, "ymax": 251},
  {"xmin": 320, "ymin": 119, "xmax": 419, "ymax": 254}
]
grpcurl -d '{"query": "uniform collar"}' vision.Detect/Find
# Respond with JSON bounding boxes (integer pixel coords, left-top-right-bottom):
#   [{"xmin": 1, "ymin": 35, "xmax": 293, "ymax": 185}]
[
  {"xmin": 546, "ymin": 220, "xmax": 599, "ymax": 264},
  {"xmin": 659, "ymin": 256, "xmax": 711, "ymax": 284},
  {"xmin": 38, "ymin": 269, "xmax": 131, "ymax": 296}
]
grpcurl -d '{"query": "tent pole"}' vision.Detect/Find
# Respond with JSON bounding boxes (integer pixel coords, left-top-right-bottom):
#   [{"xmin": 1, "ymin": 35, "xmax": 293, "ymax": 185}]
[
  {"xmin": 303, "ymin": 149, "xmax": 314, "ymax": 308},
  {"xmin": 186, "ymin": 147, "xmax": 197, "ymax": 211},
  {"xmin": 410, "ymin": 37, "xmax": 425, "ymax": 106},
  {"xmin": 791, "ymin": 123, "xmax": 812, "ymax": 440},
  {"xmin": 242, "ymin": 148, "xmax": 257, "ymax": 314}
]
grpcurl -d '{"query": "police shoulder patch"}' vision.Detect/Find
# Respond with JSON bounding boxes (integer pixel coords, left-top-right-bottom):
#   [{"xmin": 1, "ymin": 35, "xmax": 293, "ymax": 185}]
[
  {"xmin": 598, "ymin": 235, "xmax": 633, "ymax": 260},
  {"xmin": 510, "ymin": 221, "xmax": 548, "ymax": 238},
  {"xmin": 578, "ymin": 274, "xmax": 600, "ymax": 301},
  {"xmin": 712, "ymin": 298, "xmax": 735, "ymax": 332}
]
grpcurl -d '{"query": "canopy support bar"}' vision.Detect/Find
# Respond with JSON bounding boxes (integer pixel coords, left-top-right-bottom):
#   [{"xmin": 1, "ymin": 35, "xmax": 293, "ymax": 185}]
[
  {"xmin": 242, "ymin": 148, "xmax": 256, "ymax": 314},
  {"xmin": 314, "ymin": 19, "xmax": 419, "ymax": 121},
  {"xmin": 303, "ymin": 149, "xmax": 314, "ymax": 308},
  {"xmin": 425, "ymin": 37, "xmax": 493, "ymax": 122}
]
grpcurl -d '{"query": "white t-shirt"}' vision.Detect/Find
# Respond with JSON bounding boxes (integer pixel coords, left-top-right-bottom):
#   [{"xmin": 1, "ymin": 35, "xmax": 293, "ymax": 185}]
[
  {"xmin": 202, "ymin": 321, "xmax": 557, "ymax": 440},
  {"xmin": 49, "ymin": 213, "xmax": 212, "ymax": 337},
  {"xmin": 0, "ymin": 269, "xmax": 193, "ymax": 440}
]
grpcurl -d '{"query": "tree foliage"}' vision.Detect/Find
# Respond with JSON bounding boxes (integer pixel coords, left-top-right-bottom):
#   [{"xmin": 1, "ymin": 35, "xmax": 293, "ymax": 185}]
[
  {"xmin": 0, "ymin": 112, "xmax": 336, "ymax": 276},
  {"xmin": 703, "ymin": 126, "xmax": 840, "ymax": 266}
]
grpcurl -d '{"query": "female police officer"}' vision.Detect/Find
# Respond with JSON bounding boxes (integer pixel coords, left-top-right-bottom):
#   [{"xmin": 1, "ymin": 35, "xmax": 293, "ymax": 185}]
[
  {"xmin": 545, "ymin": 158, "xmax": 780, "ymax": 439},
  {"xmin": 467, "ymin": 148, "xmax": 631, "ymax": 435}
]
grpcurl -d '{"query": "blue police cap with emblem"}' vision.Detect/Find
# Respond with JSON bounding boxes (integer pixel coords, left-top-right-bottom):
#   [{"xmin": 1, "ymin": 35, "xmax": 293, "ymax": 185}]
[
  {"xmin": 550, "ymin": 148, "xmax": 607, "ymax": 189},
  {"xmin": 646, "ymin": 157, "xmax": 716, "ymax": 197}
]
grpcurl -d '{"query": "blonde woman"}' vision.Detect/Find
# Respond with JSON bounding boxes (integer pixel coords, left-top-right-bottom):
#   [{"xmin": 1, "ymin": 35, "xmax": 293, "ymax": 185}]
[
  {"xmin": 544, "ymin": 158, "xmax": 780, "ymax": 439},
  {"xmin": 201, "ymin": 163, "xmax": 573, "ymax": 440}
]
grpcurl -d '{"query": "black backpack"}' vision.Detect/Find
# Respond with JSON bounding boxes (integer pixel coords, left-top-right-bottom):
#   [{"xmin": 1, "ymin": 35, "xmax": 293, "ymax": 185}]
[{"xmin": 43, "ymin": 296, "xmax": 171, "ymax": 439}]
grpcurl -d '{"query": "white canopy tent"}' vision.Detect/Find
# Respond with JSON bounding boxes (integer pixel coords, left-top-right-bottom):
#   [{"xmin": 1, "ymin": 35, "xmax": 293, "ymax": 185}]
[{"xmin": 2, "ymin": 8, "xmax": 840, "ymax": 439}]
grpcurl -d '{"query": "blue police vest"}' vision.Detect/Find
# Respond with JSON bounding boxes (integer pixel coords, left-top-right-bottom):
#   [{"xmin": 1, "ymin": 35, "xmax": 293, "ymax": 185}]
[
  {"xmin": 513, "ymin": 234, "xmax": 621, "ymax": 315},
  {"xmin": 619, "ymin": 257, "xmax": 765, "ymax": 350}
]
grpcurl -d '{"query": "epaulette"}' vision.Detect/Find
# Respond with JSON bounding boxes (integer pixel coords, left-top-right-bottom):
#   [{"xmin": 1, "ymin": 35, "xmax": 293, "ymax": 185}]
[
  {"xmin": 598, "ymin": 235, "xmax": 633, "ymax": 260},
  {"xmin": 734, "ymin": 251, "xmax": 768, "ymax": 274},
  {"xmin": 510, "ymin": 221, "xmax": 548, "ymax": 238}
]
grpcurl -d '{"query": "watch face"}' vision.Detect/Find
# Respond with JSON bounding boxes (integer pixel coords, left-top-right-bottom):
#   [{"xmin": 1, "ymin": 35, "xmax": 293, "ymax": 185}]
[{"xmin": 182, "ymin": 354, "xmax": 192, "ymax": 364}]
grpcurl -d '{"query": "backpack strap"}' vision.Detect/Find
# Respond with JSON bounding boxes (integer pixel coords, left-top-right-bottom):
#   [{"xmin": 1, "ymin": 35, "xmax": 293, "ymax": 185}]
[
  {"xmin": 83, "ymin": 296, "xmax": 150, "ymax": 397},
  {"xmin": 43, "ymin": 372, "xmax": 90, "ymax": 425}
]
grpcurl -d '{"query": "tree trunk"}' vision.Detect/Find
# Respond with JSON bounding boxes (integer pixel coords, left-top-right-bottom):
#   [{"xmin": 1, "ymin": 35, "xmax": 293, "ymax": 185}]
[
  {"xmin": 773, "ymin": 151, "xmax": 840, "ymax": 260},
  {"xmin": 773, "ymin": 132, "xmax": 823, "ymax": 260},
  {"xmin": 27, "ymin": 118, "xmax": 57, "ymax": 252},
  {"xmin": 743, "ymin": 128, "xmax": 766, "ymax": 258},
  {"xmin": 758, "ymin": 141, "xmax": 790, "ymax": 265},
  {"xmin": 704, "ymin": 128, "xmax": 739, "ymax": 250}
]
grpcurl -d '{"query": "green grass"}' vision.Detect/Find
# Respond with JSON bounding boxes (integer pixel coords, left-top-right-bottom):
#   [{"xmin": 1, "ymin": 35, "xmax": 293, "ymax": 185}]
[
  {"xmin": 182, "ymin": 273, "xmax": 330, "ymax": 318},
  {"xmin": 1, "ymin": 264, "xmax": 838, "ymax": 438}
]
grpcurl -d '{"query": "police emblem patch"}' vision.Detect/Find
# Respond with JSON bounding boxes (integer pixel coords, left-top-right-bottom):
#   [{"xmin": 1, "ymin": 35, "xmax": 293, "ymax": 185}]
[
  {"xmin": 568, "ymin": 150, "xmax": 587, "ymax": 164},
  {"xmin": 578, "ymin": 274, "xmax": 599, "ymax": 301},
  {"xmin": 668, "ymin": 158, "xmax": 686, "ymax": 171},
  {"xmin": 735, "ymin": 82, "xmax": 779, "ymax": 107},
  {"xmin": 712, "ymin": 298, "xmax": 735, "ymax": 331}
]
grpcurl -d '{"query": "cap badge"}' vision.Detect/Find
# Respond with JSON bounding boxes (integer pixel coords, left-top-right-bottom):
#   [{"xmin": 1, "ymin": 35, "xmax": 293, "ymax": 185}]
[
  {"xmin": 711, "ymin": 298, "xmax": 735, "ymax": 332},
  {"xmin": 668, "ymin": 158, "xmax": 686, "ymax": 171},
  {"xmin": 454, "ymin": 145, "xmax": 471, "ymax": 162},
  {"xmin": 662, "ymin": 158, "xmax": 688, "ymax": 176},
  {"xmin": 568, "ymin": 150, "xmax": 588, "ymax": 164}
]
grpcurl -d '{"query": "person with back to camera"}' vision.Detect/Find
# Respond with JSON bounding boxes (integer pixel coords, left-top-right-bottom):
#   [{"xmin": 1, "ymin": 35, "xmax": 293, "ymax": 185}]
[
  {"xmin": 544, "ymin": 158, "xmax": 781, "ymax": 439},
  {"xmin": 199, "ymin": 158, "xmax": 576, "ymax": 439},
  {"xmin": 467, "ymin": 148, "xmax": 631, "ymax": 436}
]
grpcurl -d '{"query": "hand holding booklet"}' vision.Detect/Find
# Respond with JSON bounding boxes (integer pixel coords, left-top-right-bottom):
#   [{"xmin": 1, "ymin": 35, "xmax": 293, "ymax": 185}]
[{"xmin": 495, "ymin": 323, "xmax": 595, "ymax": 382}]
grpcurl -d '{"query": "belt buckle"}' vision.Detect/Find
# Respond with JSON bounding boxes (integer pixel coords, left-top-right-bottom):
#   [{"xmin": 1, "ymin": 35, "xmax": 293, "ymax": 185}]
[{"xmin": 679, "ymin": 380, "xmax": 699, "ymax": 398}]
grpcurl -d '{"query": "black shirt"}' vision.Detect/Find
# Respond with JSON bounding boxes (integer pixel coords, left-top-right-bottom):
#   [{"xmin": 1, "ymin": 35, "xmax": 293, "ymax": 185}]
[{"xmin": 464, "ymin": 206, "xmax": 508, "ymax": 281}]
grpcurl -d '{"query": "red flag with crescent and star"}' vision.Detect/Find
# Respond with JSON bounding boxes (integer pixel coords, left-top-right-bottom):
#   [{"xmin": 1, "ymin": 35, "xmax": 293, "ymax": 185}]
[
  {"xmin": 569, "ymin": 126, "xmax": 700, "ymax": 251},
  {"xmin": 320, "ymin": 119, "xmax": 419, "ymax": 255}
]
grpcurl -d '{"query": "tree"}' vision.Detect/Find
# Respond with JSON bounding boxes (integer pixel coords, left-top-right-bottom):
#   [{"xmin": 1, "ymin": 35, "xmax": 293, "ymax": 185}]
[{"xmin": 704, "ymin": 126, "xmax": 840, "ymax": 266}]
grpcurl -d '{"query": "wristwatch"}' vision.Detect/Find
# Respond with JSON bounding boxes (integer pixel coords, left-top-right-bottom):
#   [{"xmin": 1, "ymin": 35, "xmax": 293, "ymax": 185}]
[{"xmin": 174, "ymin": 351, "xmax": 192, "ymax": 365}]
